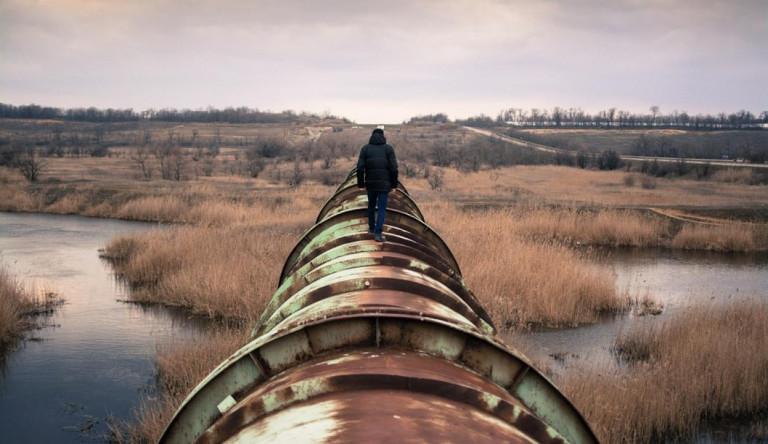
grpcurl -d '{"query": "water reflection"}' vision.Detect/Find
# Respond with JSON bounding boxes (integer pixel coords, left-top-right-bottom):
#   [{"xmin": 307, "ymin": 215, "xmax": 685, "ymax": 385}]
[
  {"xmin": 515, "ymin": 247, "xmax": 768, "ymax": 366},
  {"xmin": 0, "ymin": 212, "xmax": 211, "ymax": 443},
  {"xmin": 510, "ymin": 246, "xmax": 768, "ymax": 442}
]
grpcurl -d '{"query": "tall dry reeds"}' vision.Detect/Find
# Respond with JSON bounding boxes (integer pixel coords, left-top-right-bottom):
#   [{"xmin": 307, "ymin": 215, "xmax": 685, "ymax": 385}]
[
  {"xmin": 0, "ymin": 266, "xmax": 32, "ymax": 346},
  {"xmin": 0, "ymin": 180, "xmax": 39, "ymax": 212},
  {"xmin": 111, "ymin": 328, "xmax": 248, "ymax": 444},
  {"xmin": 108, "ymin": 185, "xmax": 327, "ymax": 226},
  {"xmin": 0, "ymin": 265, "xmax": 60, "ymax": 348},
  {"xmin": 103, "ymin": 223, "xmax": 307, "ymax": 322},
  {"xmin": 424, "ymin": 204, "xmax": 629, "ymax": 328},
  {"xmin": 562, "ymin": 299, "xmax": 768, "ymax": 442},
  {"xmin": 671, "ymin": 222, "xmax": 765, "ymax": 251},
  {"xmin": 511, "ymin": 207, "xmax": 668, "ymax": 247}
]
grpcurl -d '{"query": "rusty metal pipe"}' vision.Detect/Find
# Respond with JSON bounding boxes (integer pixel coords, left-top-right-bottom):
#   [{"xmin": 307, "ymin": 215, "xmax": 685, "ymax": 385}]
[{"xmin": 158, "ymin": 169, "xmax": 599, "ymax": 444}]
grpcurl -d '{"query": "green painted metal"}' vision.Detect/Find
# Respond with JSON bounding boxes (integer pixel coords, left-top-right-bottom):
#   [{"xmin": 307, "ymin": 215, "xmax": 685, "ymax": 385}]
[
  {"xmin": 278, "ymin": 208, "xmax": 461, "ymax": 285},
  {"xmin": 157, "ymin": 168, "xmax": 599, "ymax": 444}
]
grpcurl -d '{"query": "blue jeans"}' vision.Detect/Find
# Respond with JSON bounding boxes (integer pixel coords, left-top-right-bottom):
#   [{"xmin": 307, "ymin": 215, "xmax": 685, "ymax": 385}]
[{"xmin": 367, "ymin": 189, "xmax": 389, "ymax": 236}]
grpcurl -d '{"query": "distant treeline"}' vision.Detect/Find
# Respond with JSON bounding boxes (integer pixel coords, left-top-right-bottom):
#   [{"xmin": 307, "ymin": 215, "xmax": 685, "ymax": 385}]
[
  {"xmin": 0, "ymin": 103, "xmax": 349, "ymax": 124},
  {"xmin": 409, "ymin": 107, "xmax": 768, "ymax": 130}
]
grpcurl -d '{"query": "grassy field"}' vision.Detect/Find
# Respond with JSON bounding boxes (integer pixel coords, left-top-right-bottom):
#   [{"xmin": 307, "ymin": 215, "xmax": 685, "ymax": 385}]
[{"xmin": 2, "ymin": 119, "xmax": 768, "ymax": 442}]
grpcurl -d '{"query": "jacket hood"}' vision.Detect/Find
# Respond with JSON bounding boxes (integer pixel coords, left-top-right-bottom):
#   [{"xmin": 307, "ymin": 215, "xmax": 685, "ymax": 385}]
[{"xmin": 369, "ymin": 133, "xmax": 387, "ymax": 145}]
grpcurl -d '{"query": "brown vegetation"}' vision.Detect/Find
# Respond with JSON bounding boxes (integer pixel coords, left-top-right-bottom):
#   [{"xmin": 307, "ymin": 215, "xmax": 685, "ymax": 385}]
[
  {"xmin": 0, "ymin": 265, "xmax": 60, "ymax": 348},
  {"xmin": 562, "ymin": 299, "xmax": 768, "ymax": 442},
  {"xmin": 424, "ymin": 204, "xmax": 629, "ymax": 328},
  {"xmin": 509, "ymin": 207, "xmax": 668, "ymax": 247},
  {"xmin": 412, "ymin": 165, "xmax": 768, "ymax": 209},
  {"xmin": 671, "ymin": 222, "xmax": 767, "ymax": 251},
  {"xmin": 103, "ymin": 224, "xmax": 309, "ymax": 322},
  {"xmin": 710, "ymin": 167, "xmax": 755, "ymax": 184},
  {"xmin": 0, "ymin": 266, "xmax": 32, "ymax": 346}
]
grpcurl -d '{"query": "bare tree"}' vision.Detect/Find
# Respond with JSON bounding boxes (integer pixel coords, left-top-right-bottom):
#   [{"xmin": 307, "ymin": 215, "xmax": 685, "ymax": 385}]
[
  {"xmin": 247, "ymin": 158, "xmax": 265, "ymax": 178},
  {"xmin": 170, "ymin": 148, "xmax": 186, "ymax": 180},
  {"xmin": 155, "ymin": 145, "xmax": 172, "ymax": 180},
  {"xmin": 425, "ymin": 167, "xmax": 444, "ymax": 190},
  {"xmin": 201, "ymin": 158, "xmax": 216, "ymax": 177},
  {"xmin": 51, "ymin": 125, "xmax": 64, "ymax": 157},
  {"xmin": 131, "ymin": 146, "xmax": 152, "ymax": 179},
  {"xmin": 286, "ymin": 157, "xmax": 304, "ymax": 189},
  {"xmin": 650, "ymin": 105, "xmax": 660, "ymax": 126},
  {"xmin": 142, "ymin": 127, "xmax": 152, "ymax": 146},
  {"xmin": 16, "ymin": 149, "xmax": 45, "ymax": 182}
]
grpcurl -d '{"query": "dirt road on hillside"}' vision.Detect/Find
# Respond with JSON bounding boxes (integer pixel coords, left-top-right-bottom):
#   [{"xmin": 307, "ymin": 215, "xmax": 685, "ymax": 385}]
[{"xmin": 464, "ymin": 127, "xmax": 768, "ymax": 169}]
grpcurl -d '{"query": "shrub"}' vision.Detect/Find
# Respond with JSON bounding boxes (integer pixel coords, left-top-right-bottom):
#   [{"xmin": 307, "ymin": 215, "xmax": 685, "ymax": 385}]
[{"xmin": 639, "ymin": 175, "xmax": 657, "ymax": 189}]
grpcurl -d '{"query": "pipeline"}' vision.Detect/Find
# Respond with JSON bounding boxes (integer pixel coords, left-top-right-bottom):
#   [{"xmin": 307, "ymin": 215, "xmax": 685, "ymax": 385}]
[{"xmin": 158, "ymin": 169, "xmax": 599, "ymax": 444}]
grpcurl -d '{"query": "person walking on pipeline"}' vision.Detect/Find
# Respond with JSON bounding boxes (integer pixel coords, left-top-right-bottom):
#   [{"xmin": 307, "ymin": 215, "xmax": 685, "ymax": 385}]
[{"xmin": 357, "ymin": 128, "xmax": 398, "ymax": 242}]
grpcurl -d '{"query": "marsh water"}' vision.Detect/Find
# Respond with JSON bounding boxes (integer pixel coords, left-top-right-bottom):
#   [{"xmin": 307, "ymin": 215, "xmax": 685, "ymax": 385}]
[
  {"xmin": 516, "ymin": 247, "xmax": 768, "ymax": 443},
  {"xmin": 0, "ymin": 212, "xmax": 209, "ymax": 443},
  {"xmin": 0, "ymin": 212, "xmax": 766, "ymax": 443},
  {"xmin": 517, "ymin": 247, "xmax": 768, "ymax": 365}
]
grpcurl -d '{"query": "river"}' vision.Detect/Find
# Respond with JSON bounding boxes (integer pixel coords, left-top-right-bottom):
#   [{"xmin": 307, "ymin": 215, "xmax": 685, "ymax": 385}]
[{"xmin": 0, "ymin": 212, "xmax": 208, "ymax": 443}]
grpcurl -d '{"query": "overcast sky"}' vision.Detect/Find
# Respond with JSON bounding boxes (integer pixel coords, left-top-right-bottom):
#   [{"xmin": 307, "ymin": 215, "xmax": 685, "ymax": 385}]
[{"xmin": 1, "ymin": 0, "xmax": 766, "ymax": 123}]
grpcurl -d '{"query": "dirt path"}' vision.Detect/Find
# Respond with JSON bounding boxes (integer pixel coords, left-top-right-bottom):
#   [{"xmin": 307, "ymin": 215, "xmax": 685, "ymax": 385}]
[
  {"xmin": 647, "ymin": 207, "xmax": 768, "ymax": 226},
  {"xmin": 465, "ymin": 126, "xmax": 768, "ymax": 169}
]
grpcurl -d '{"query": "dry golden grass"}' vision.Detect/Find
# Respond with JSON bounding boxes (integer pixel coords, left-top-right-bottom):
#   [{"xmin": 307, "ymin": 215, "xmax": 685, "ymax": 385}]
[
  {"xmin": 424, "ymin": 204, "xmax": 629, "ymax": 328},
  {"xmin": 0, "ymin": 266, "xmax": 33, "ymax": 346},
  {"xmin": 0, "ymin": 265, "xmax": 61, "ymax": 348},
  {"xmin": 562, "ymin": 299, "xmax": 768, "ymax": 443},
  {"xmin": 0, "ymin": 170, "xmax": 40, "ymax": 211},
  {"xmin": 710, "ymin": 167, "xmax": 755, "ymax": 184},
  {"xmin": 671, "ymin": 222, "xmax": 767, "ymax": 251},
  {"xmin": 111, "ymin": 328, "xmax": 248, "ymax": 444},
  {"xmin": 406, "ymin": 165, "xmax": 768, "ymax": 208},
  {"xmin": 510, "ymin": 207, "xmax": 668, "ymax": 247},
  {"xmin": 102, "ymin": 199, "xmax": 629, "ymax": 329},
  {"xmin": 103, "ymin": 223, "xmax": 307, "ymax": 322}
]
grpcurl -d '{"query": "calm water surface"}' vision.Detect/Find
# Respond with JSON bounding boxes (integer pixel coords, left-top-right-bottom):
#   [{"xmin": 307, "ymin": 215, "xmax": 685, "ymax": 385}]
[
  {"xmin": 514, "ymin": 247, "xmax": 768, "ymax": 442},
  {"xmin": 516, "ymin": 248, "xmax": 768, "ymax": 365},
  {"xmin": 0, "ymin": 212, "xmax": 208, "ymax": 443}
]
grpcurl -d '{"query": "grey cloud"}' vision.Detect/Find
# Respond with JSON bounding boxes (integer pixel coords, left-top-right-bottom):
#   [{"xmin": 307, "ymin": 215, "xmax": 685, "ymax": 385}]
[{"xmin": 1, "ymin": 0, "xmax": 765, "ymax": 122}]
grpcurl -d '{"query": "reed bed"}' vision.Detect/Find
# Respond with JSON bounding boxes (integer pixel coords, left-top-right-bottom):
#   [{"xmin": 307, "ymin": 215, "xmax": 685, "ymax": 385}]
[
  {"xmin": 424, "ymin": 204, "xmax": 629, "ymax": 328},
  {"xmin": 0, "ymin": 183, "xmax": 39, "ymax": 212},
  {"xmin": 511, "ymin": 207, "xmax": 668, "ymax": 247},
  {"xmin": 562, "ymin": 299, "xmax": 768, "ymax": 442},
  {"xmin": 111, "ymin": 328, "xmax": 248, "ymax": 444},
  {"xmin": 0, "ymin": 265, "xmax": 60, "ymax": 348},
  {"xmin": 0, "ymin": 266, "xmax": 32, "ymax": 346},
  {"xmin": 671, "ymin": 222, "xmax": 767, "ymax": 251},
  {"xmin": 103, "ymin": 223, "xmax": 308, "ymax": 322}
]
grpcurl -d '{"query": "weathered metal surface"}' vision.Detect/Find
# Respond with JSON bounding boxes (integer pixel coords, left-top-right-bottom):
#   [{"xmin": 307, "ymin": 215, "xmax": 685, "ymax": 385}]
[
  {"xmin": 197, "ymin": 350, "xmax": 566, "ymax": 444},
  {"xmin": 157, "ymin": 168, "xmax": 599, "ymax": 444},
  {"xmin": 315, "ymin": 170, "xmax": 424, "ymax": 223},
  {"xmin": 279, "ymin": 208, "xmax": 461, "ymax": 285}
]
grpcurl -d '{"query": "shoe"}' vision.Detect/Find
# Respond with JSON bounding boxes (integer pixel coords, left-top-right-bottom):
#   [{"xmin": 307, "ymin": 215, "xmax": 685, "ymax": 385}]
[
  {"xmin": 375, "ymin": 234, "xmax": 386, "ymax": 242},
  {"xmin": 368, "ymin": 228, "xmax": 374, "ymax": 234}
]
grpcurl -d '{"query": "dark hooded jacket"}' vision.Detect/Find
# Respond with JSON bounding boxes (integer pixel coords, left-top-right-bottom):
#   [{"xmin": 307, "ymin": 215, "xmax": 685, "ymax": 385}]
[{"xmin": 357, "ymin": 132, "xmax": 398, "ymax": 191}]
